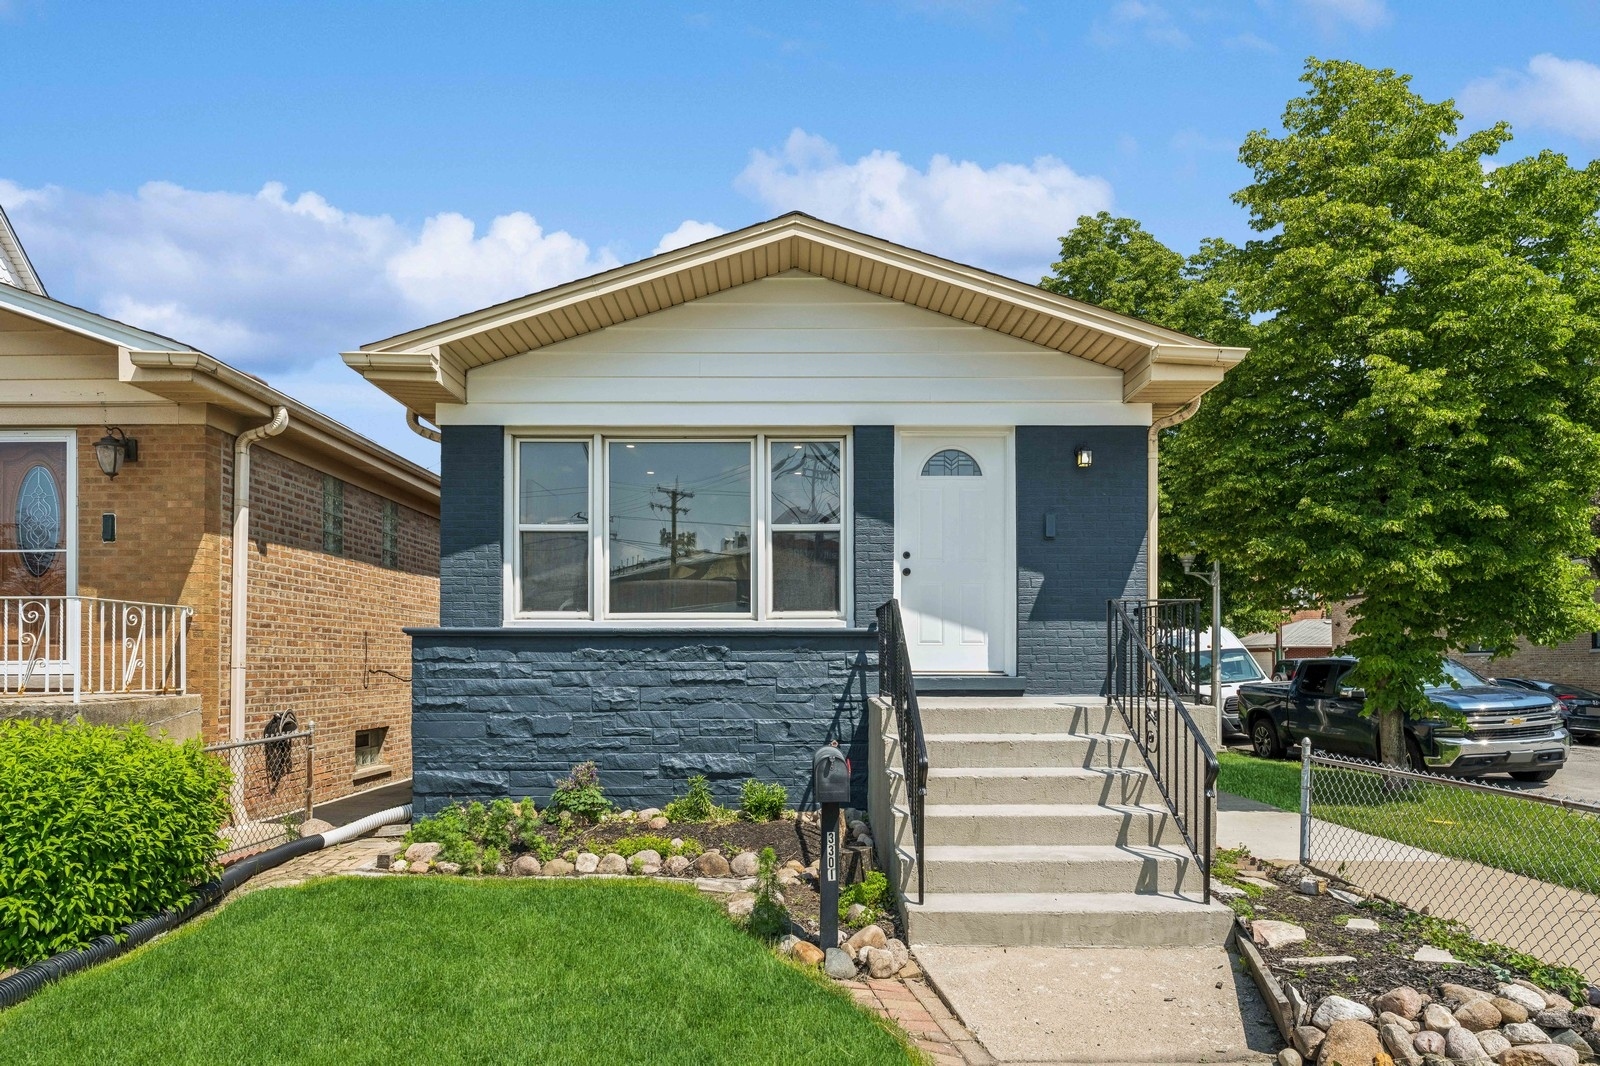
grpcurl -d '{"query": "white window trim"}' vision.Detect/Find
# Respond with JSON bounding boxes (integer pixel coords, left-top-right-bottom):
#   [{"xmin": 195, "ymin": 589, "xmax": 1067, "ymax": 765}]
[
  {"xmin": 0, "ymin": 429, "xmax": 77, "ymax": 597},
  {"xmin": 503, "ymin": 429, "xmax": 852, "ymax": 629}
]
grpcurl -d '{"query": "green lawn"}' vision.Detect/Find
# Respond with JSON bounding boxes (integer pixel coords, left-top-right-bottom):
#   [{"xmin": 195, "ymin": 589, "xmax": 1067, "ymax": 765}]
[
  {"xmin": 0, "ymin": 878, "xmax": 917, "ymax": 1066},
  {"xmin": 1218, "ymin": 751, "xmax": 1600, "ymax": 896}
]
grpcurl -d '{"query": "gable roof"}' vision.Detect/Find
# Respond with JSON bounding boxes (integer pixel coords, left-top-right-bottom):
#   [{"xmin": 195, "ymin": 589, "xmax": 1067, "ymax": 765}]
[
  {"xmin": 0, "ymin": 204, "xmax": 47, "ymax": 297},
  {"xmin": 0, "ymin": 282, "xmax": 438, "ymax": 511},
  {"xmin": 344, "ymin": 212, "xmax": 1247, "ymax": 421}
]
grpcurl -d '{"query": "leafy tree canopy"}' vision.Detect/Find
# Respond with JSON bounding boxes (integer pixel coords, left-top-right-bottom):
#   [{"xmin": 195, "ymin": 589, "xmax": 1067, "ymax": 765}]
[{"xmin": 1045, "ymin": 59, "xmax": 1600, "ymax": 753}]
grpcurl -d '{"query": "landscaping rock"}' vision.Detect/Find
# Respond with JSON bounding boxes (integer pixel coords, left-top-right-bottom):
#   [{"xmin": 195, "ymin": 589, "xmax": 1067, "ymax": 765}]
[
  {"xmin": 1380, "ymin": 988, "xmax": 1427, "ymax": 1021},
  {"xmin": 1240, "ymin": 875, "xmax": 1280, "ymax": 891},
  {"xmin": 694, "ymin": 852, "xmax": 731, "ymax": 877},
  {"xmin": 404, "ymin": 842, "xmax": 443, "ymax": 864},
  {"xmin": 1496, "ymin": 1000, "xmax": 1533, "ymax": 1025},
  {"xmin": 1505, "ymin": 1024, "xmax": 1553, "ymax": 1046},
  {"xmin": 730, "ymin": 851, "xmax": 760, "ymax": 877},
  {"xmin": 1347, "ymin": 918, "xmax": 1381, "ymax": 933},
  {"xmin": 598, "ymin": 853, "xmax": 627, "ymax": 875},
  {"xmin": 648, "ymin": 817, "xmax": 669, "ymax": 831},
  {"xmin": 1480, "ymin": 1032, "xmax": 1512, "ymax": 1059},
  {"xmin": 543, "ymin": 858, "xmax": 575, "ymax": 877},
  {"xmin": 299, "ymin": 817, "xmax": 336, "ymax": 837},
  {"xmin": 739, "ymin": 877, "xmax": 759, "ymax": 892},
  {"xmin": 1329, "ymin": 887, "xmax": 1366, "ymax": 906},
  {"xmin": 1514, "ymin": 981, "xmax": 1572, "ymax": 1011},
  {"xmin": 1283, "ymin": 956, "xmax": 1359, "ymax": 967},
  {"xmin": 575, "ymin": 853, "xmax": 600, "ymax": 874},
  {"xmin": 436, "ymin": 861, "xmax": 462, "ymax": 875},
  {"xmin": 663, "ymin": 855, "xmax": 690, "ymax": 876},
  {"xmin": 823, "ymin": 948, "xmax": 856, "ymax": 980},
  {"xmin": 885, "ymin": 938, "xmax": 910, "ymax": 973},
  {"xmin": 1297, "ymin": 876, "xmax": 1328, "ymax": 896},
  {"xmin": 1211, "ymin": 879, "xmax": 1246, "ymax": 898},
  {"xmin": 778, "ymin": 934, "xmax": 799, "ymax": 954},
  {"xmin": 1384, "ymin": 1023, "xmax": 1426, "ymax": 1066},
  {"xmin": 391, "ymin": 858, "xmax": 408, "ymax": 871},
  {"xmin": 1591, "ymin": 990, "xmax": 1600, "ymax": 1008},
  {"xmin": 845, "ymin": 903, "xmax": 868, "ymax": 925},
  {"xmin": 510, "ymin": 854, "xmax": 542, "ymax": 877},
  {"xmin": 1278, "ymin": 1049, "xmax": 1303, "ymax": 1066},
  {"xmin": 632, "ymin": 849, "xmax": 663, "ymax": 871},
  {"xmin": 1318, "ymin": 1019, "xmax": 1383, "ymax": 1066},
  {"xmin": 776, "ymin": 869, "xmax": 801, "ymax": 887},
  {"xmin": 1497, "ymin": 1047, "xmax": 1581, "ymax": 1066},
  {"xmin": 1502, "ymin": 987, "xmax": 1552, "ymax": 1014},
  {"xmin": 1313, "ymin": 995, "xmax": 1375, "ymax": 1030},
  {"xmin": 864, "ymin": 948, "xmax": 896, "ymax": 979},
  {"xmin": 1423, "ymin": 1004, "xmax": 1461, "ymax": 1032},
  {"xmin": 1551, "ymin": 1032, "xmax": 1594, "ymax": 1063},
  {"xmin": 1294, "ymin": 1025, "xmax": 1326, "ymax": 1059},
  {"xmin": 638, "ymin": 808, "xmax": 661, "ymax": 821},
  {"xmin": 1445, "ymin": 986, "xmax": 1494, "ymax": 1005},
  {"xmin": 726, "ymin": 893, "xmax": 756, "ymax": 919},
  {"xmin": 1253, "ymin": 920, "xmax": 1309, "ymax": 950},
  {"xmin": 1444, "ymin": 1025, "xmax": 1487, "ymax": 1061},
  {"xmin": 845, "ymin": 925, "xmax": 888, "ymax": 957},
  {"xmin": 409, "ymin": 860, "xmax": 430, "ymax": 875},
  {"xmin": 1538, "ymin": 1012, "xmax": 1576, "ymax": 1032},
  {"xmin": 1415, "ymin": 947, "xmax": 1458, "ymax": 963},
  {"xmin": 1414, "ymin": 1031, "xmax": 1447, "ymax": 1056},
  {"xmin": 1456, "ymin": 1000, "xmax": 1504, "ymax": 1032},
  {"xmin": 1383, "ymin": 1012, "xmax": 1422, "ymax": 1035},
  {"xmin": 791, "ymin": 942, "xmax": 825, "ymax": 967}
]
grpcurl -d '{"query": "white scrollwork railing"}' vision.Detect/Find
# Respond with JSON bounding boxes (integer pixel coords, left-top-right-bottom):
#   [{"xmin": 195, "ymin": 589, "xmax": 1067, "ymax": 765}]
[{"xmin": 0, "ymin": 597, "xmax": 193, "ymax": 702}]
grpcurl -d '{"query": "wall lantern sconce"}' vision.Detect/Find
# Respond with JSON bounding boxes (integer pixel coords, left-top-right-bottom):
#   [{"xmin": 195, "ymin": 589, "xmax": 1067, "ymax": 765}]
[
  {"xmin": 1075, "ymin": 447, "xmax": 1093, "ymax": 469},
  {"xmin": 94, "ymin": 427, "xmax": 138, "ymax": 479}
]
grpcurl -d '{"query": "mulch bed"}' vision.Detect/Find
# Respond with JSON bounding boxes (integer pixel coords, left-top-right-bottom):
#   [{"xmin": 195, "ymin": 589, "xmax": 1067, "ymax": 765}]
[{"xmin": 1233, "ymin": 857, "xmax": 1508, "ymax": 1008}]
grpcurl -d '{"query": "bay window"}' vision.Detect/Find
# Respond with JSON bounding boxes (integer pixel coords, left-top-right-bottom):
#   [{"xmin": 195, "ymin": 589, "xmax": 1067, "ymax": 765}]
[{"xmin": 511, "ymin": 434, "xmax": 847, "ymax": 623}]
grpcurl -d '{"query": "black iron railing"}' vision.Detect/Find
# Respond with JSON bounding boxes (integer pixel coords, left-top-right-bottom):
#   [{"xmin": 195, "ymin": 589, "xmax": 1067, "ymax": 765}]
[
  {"xmin": 876, "ymin": 599, "xmax": 929, "ymax": 905},
  {"xmin": 1106, "ymin": 598, "xmax": 1217, "ymax": 902}
]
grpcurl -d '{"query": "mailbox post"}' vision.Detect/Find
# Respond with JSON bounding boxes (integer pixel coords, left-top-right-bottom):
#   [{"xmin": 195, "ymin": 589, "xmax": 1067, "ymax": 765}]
[{"xmin": 813, "ymin": 742, "xmax": 851, "ymax": 955}]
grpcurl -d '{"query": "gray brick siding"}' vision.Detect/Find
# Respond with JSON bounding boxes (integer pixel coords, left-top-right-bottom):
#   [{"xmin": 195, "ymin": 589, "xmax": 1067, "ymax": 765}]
[
  {"xmin": 409, "ymin": 629, "xmax": 876, "ymax": 814},
  {"xmin": 1016, "ymin": 425, "xmax": 1148, "ymax": 693},
  {"xmin": 852, "ymin": 426, "xmax": 894, "ymax": 624},
  {"xmin": 439, "ymin": 426, "xmax": 504, "ymax": 628}
]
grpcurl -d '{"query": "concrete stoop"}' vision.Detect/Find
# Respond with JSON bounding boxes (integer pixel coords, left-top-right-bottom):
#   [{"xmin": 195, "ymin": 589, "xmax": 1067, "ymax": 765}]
[{"xmin": 870, "ymin": 696, "xmax": 1233, "ymax": 951}]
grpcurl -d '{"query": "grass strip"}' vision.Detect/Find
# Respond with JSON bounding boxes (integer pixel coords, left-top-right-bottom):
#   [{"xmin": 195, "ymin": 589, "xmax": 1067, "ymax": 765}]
[{"xmin": 0, "ymin": 877, "xmax": 917, "ymax": 1066}]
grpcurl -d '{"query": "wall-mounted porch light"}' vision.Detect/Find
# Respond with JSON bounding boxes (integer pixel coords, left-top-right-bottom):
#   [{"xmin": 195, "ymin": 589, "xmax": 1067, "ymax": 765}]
[
  {"xmin": 1075, "ymin": 447, "xmax": 1093, "ymax": 469},
  {"xmin": 94, "ymin": 427, "xmax": 138, "ymax": 479}
]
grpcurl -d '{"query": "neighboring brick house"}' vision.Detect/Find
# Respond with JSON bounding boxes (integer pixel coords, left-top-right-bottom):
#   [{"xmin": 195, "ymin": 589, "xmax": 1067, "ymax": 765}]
[
  {"xmin": 0, "ymin": 214, "xmax": 440, "ymax": 804},
  {"xmin": 343, "ymin": 213, "xmax": 1244, "ymax": 812}
]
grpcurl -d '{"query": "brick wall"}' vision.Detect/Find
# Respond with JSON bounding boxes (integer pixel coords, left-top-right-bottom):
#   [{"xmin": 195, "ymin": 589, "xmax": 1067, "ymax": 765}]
[
  {"xmin": 1015, "ymin": 425, "xmax": 1148, "ymax": 694},
  {"xmin": 852, "ymin": 426, "xmax": 894, "ymax": 624},
  {"xmin": 225, "ymin": 445, "xmax": 438, "ymax": 801},
  {"xmin": 410, "ymin": 629, "xmax": 875, "ymax": 814},
  {"xmin": 438, "ymin": 426, "xmax": 504, "ymax": 628},
  {"xmin": 1468, "ymin": 635, "xmax": 1600, "ymax": 689}
]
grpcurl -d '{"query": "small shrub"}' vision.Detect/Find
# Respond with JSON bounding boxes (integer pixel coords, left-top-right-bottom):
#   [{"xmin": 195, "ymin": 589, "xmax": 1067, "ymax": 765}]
[
  {"xmin": 739, "ymin": 779, "xmax": 788, "ymax": 822},
  {"xmin": 545, "ymin": 761, "xmax": 613, "ymax": 825},
  {"xmin": 838, "ymin": 871, "xmax": 893, "ymax": 925},
  {"xmin": 664, "ymin": 774, "xmax": 717, "ymax": 822},
  {"xmin": 522, "ymin": 836, "xmax": 557, "ymax": 863},
  {"xmin": 602, "ymin": 834, "xmax": 702, "ymax": 859},
  {"xmin": 512, "ymin": 797, "xmax": 542, "ymax": 845},
  {"xmin": 483, "ymin": 799, "xmax": 516, "ymax": 854},
  {"xmin": 746, "ymin": 847, "xmax": 789, "ymax": 941},
  {"xmin": 0, "ymin": 719, "xmax": 231, "ymax": 967}
]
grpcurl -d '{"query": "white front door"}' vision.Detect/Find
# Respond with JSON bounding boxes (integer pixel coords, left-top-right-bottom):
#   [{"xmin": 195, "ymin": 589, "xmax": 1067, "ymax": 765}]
[{"xmin": 896, "ymin": 432, "xmax": 1012, "ymax": 674}]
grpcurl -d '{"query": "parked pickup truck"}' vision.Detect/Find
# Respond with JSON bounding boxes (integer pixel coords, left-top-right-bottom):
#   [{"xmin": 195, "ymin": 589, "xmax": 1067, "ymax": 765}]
[{"xmin": 1236, "ymin": 657, "xmax": 1570, "ymax": 782}]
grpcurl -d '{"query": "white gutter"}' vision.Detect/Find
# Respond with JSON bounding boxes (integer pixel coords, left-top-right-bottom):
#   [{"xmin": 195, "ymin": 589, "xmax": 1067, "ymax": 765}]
[
  {"xmin": 1147, "ymin": 398, "xmax": 1203, "ymax": 600},
  {"xmin": 230, "ymin": 407, "xmax": 289, "ymax": 742}
]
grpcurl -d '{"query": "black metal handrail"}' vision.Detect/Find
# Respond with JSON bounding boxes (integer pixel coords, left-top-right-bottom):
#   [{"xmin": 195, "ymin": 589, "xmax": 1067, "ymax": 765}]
[
  {"xmin": 1106, "ymin": 598, "xmax": 1218, "ymax": 903},
  {"xmin": 876, "ymin": 599, "xmax": 929, "ymax": 905}
]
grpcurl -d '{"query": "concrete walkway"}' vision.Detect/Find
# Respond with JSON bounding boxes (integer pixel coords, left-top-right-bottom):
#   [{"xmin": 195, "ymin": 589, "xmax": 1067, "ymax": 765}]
[{"xmin": 913, "ymin": 944, "xmax": 1279, "ymax": 1064}]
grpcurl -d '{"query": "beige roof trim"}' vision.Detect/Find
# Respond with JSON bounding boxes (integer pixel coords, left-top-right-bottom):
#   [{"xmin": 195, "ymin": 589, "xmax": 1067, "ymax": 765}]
[{"xmin": 345, "ymin": 212, "xmax": 1248, "ymax": 420}]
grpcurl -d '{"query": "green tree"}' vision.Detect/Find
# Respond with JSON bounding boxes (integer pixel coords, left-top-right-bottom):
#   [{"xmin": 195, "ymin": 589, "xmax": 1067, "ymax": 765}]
[{"xmin": 1158, "ymin": 59, "xmax": 1600, "ymax": 765}]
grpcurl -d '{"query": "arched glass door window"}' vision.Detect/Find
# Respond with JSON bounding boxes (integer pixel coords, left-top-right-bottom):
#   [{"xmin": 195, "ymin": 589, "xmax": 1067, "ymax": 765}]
[
  {"xmin": 16, "ymin": 465, "xmax": 62, "ymax": 577},
  {"xmin": 921, "ymin": 449, "xmax": 982, "ymax": 477}
]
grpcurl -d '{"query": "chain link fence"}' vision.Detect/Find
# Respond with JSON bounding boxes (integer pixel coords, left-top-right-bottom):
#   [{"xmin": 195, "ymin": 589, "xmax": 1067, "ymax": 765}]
[
  {"xmin": 205, "ymin": 722, "xmax": 315, "ymax": 863},
  {"xmin": 1299, "ymin": 747, "xmax": 1600, "ymax": 981}
]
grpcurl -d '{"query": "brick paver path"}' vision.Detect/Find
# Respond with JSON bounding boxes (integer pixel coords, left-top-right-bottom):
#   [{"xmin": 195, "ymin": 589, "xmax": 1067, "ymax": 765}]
[
  {"xmin": 840, "ymin": 976, "xmax": 995, "ymax": 1065},
  {"xmin": 226, "ymin": 839, "xmax": 390, "ymax": 898}
]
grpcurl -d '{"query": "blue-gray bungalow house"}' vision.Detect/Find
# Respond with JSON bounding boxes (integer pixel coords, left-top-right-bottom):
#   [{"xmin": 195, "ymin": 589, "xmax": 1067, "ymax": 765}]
[{"xmin": 344, "ymin": 214, "xmax": 1244, "ymax": 813}]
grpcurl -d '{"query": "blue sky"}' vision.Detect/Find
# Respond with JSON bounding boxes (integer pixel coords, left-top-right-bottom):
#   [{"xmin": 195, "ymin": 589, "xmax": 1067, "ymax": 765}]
[{"xmin": 4, "ymin": 0, "xmax": 1598, "ymax": 467}]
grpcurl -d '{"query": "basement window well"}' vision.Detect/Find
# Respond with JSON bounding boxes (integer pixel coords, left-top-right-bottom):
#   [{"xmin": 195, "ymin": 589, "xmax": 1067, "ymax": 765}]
[{"xmin": 353, "ymin": 727, "xmax": 390, "ymax": 781}]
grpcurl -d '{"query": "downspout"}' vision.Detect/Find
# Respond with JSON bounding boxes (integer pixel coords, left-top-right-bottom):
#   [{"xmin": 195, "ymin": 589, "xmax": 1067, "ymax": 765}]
[
  {"xmin": 230, "ymin": 406, "xmax": 289, "ymax": 743},
  {"xmin": 1147, "ymin": 397, "xmax": 1203, "ymax": 600},
  {"xmin": 406, "ymin": 409, "xmax": 442, "ymax": 443}
]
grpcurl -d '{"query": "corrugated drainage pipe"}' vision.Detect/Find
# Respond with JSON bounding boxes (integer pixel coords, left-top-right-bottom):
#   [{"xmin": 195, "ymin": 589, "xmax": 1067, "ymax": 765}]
[{"xmin": 0, "ymin": 803, "xmax": 412, "ymax": 1011}]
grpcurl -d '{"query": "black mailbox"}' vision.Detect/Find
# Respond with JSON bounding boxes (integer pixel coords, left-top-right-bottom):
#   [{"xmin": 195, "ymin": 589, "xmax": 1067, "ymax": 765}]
[{"xmin": 813, "ymin": 745, "xmax": 851, "ymax": 804}]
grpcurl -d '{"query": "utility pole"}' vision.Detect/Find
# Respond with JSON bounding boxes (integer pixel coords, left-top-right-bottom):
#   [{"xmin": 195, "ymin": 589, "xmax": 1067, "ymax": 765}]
[{"xmin": 650, "ymin": 479, "xmax": 694, "ymax": 574}]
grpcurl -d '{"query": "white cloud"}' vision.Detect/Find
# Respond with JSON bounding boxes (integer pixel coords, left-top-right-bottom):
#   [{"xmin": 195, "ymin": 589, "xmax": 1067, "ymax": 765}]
[
  {"xmin": 1091, "ymin": 1, "xmax": 1190, "ymax": 48},
  {"xmin": 1298, "ymin": 0, "xmax": 1389, "ymax": 31},
  {"xmin": 0, "ymin": 178, "xmax": 616, "ymax": 366},
  {"xmin": 1461, "ymin": 54, "xmax": 1600, "ymax": 142},
  {"xmin": 653, "ymin": 219, "xmax": 728, "ymax": 255},
  {"xmin": 735, "ymin": 130, "xmax": 1113, "ymax": 279}
]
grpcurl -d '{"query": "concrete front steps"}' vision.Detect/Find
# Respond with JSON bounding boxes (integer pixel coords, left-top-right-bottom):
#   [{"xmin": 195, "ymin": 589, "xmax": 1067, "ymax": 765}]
[{"xmin": 868, "ymin": 695, "xmax": 1233, "ymax": 950}]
